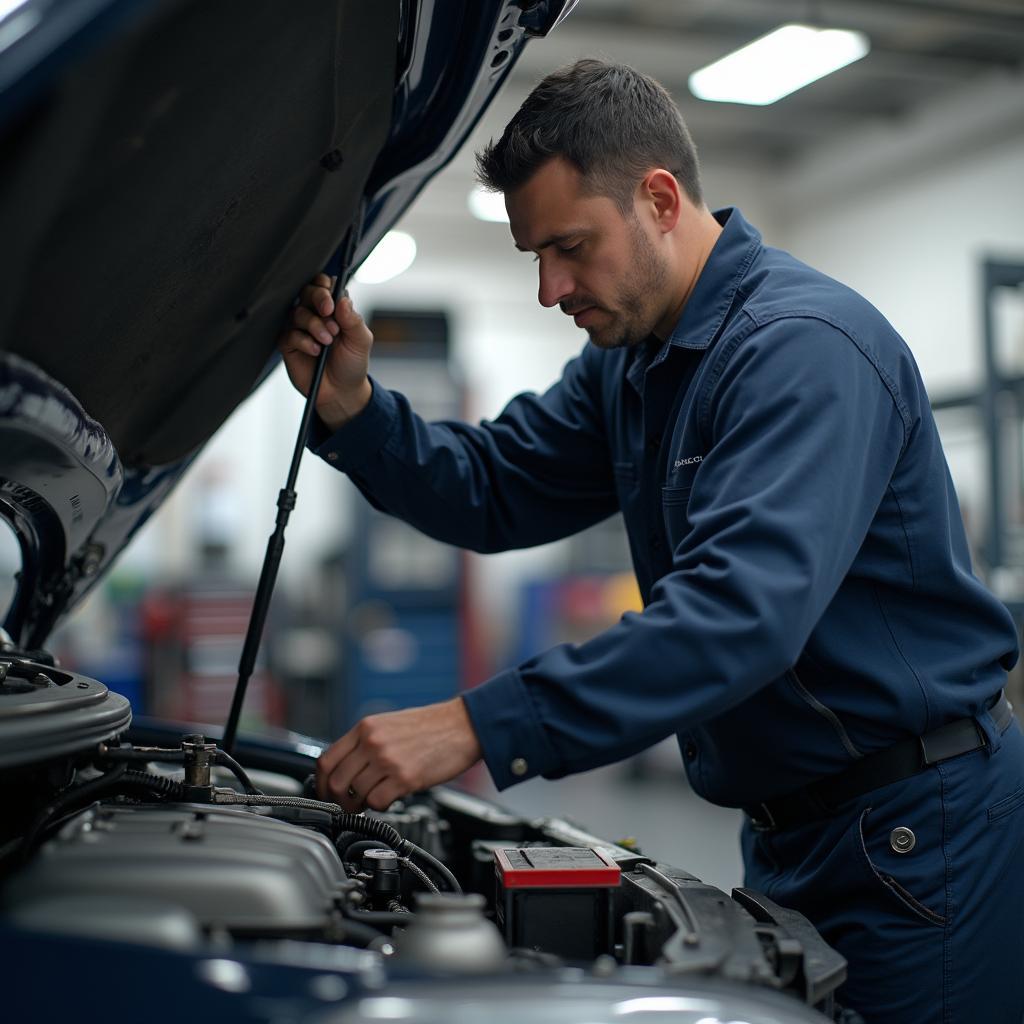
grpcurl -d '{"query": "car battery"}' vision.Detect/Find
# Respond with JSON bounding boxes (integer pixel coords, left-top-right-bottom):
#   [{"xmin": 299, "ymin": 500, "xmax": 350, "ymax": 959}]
[{"xmin": 494, "ymin": 846, "xmax": 621, "ymax": 961}]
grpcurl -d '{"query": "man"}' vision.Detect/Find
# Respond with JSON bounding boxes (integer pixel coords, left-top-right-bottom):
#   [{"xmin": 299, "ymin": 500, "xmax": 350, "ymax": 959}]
[{"xmin": 279, "ymin": 60, "xmax": 1024, "ymax": 1022}]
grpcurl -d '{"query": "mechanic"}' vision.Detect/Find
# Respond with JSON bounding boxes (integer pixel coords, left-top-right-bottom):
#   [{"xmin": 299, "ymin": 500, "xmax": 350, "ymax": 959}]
[{"xmin": 279, "ymin": 60, "xmax": 1024, "ymax": 1023}]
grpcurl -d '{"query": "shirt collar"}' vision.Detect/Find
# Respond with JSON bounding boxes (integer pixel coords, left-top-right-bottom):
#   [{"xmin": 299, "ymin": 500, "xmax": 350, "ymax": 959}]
[{"xmin": 626, "ymin": 207, "xmax": 762, "ymax": 391}]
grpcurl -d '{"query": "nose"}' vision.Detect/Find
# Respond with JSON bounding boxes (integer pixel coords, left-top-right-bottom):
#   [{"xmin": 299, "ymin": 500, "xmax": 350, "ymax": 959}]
[{"xmin": 537, "ymin": 259, "xmax": 574, "ymax": 309}]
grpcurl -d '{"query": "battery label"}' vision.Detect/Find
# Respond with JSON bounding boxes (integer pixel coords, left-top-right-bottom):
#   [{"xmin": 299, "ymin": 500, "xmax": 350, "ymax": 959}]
[{"xmin": 494, "ymin": 846, "xmax": 621, "ymax": 888}]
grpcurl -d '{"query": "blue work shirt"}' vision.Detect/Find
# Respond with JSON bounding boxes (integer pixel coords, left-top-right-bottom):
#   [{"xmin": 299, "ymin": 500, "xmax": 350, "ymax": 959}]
[{"xmin": 314, "ymin": 208, "xmax": 1019, "ymax": 807}]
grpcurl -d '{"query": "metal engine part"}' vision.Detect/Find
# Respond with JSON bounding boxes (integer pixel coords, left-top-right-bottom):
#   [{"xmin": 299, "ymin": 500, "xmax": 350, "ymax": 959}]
[
  {"xmin": 2, "ymin": 803, "xmax": 347, "ymax": 933},
  {"xmin": 0, "ymin": 658, "xmax": 131, "ymax": 769}
]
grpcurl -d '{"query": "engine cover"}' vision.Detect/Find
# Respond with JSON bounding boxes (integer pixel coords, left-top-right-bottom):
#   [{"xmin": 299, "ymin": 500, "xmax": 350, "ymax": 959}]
[{"xmin": 3, "ymin": 803, "xmax": 346, "ymax": 933}]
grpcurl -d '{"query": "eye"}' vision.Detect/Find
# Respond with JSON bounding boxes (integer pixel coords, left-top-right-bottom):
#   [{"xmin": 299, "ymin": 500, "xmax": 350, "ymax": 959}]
[{"xmin": 558, "ymin": 242, "xmax": 582, "ymax": 256}]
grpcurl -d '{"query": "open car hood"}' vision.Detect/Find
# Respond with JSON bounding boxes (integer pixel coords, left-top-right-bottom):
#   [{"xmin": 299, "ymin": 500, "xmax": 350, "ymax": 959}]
[{"xmin": 0, "ymin": 0, "xmax": 575, "ymax": 649}]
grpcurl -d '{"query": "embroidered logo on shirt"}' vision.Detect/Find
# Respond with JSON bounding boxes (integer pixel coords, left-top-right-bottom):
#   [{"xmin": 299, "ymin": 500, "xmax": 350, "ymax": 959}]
[{"xmin": 673, "ymin": 455, "xmax": 703, "ymax": 469}]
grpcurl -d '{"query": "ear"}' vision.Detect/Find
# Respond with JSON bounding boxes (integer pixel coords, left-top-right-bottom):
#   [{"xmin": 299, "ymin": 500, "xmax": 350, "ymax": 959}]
[{"xmin": 639, "ymin": 169, "xmax": 683, "ymax": 234}]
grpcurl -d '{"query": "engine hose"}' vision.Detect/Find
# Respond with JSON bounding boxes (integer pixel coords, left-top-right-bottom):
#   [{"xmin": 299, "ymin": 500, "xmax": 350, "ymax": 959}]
[
  {"xmin": 407, "ymin": 844, "xmax": 461, "ymax": 895},
  {"xmin": 334, "ymin": 830, "xmax": 361, "ymax": 853},
  {"xmin": 19, "ymin": 764, "xmax": 129, "ymax": 861},
  {"xmin": 213, "ymin": 749, "xmax": 261, "ymax": 795},
  {"xmin": 398, "ymin": 856, "xmax": 440, "ymax": 895},
  {"xmin": 120, "ymin": 770, "xmax": 187, "ymax": 799},
  {"xmin": 214, "ymin": 793, "xmax": 462, "ymax": 892},
  {"xmin": 346, "ymin": 907, "xmax": 413, "ymax": 929}
]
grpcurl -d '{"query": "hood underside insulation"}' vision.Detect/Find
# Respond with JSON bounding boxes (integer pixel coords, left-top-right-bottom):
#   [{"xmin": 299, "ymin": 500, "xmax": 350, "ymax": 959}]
[{"xmin": 0, "ymin": 0, "xmax": 398, "ymax": 466}]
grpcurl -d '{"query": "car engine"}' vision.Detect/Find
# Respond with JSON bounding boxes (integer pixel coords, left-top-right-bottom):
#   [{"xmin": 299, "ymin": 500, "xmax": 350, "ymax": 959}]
[{"xmin": 0, "ymin": 656, "xmax": 852, "ymax": 1022}]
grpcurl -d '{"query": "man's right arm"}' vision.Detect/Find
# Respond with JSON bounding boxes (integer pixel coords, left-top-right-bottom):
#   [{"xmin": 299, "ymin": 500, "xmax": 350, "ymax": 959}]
[{"xmin": 277, "ymin": 275, "xmax": 619, "ymax": 554}]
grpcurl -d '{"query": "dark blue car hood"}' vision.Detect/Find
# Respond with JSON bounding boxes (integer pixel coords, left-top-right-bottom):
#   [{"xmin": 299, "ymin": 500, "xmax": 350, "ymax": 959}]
[{"xmin": 0, "ymin": 0, "xmax": 575, "ymax": 649}]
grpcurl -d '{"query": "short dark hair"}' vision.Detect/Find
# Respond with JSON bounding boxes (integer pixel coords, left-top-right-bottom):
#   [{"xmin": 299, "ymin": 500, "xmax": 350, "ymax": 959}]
[{"xmin": 476, "ymin": 59, "xmax": 703, "ymax": 212}]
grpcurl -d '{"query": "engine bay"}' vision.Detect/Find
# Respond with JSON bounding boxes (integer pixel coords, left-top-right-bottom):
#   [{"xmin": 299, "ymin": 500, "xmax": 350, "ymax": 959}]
[{"xmin": 0, "ymin": 655, "xmax": 851, "ymax": 1023}]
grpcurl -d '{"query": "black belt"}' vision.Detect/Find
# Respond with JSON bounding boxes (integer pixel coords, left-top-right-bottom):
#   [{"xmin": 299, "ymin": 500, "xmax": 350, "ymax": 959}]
[{"xmin": 744, "ymin": 692, "xmax": 1014, "ymax": 833}]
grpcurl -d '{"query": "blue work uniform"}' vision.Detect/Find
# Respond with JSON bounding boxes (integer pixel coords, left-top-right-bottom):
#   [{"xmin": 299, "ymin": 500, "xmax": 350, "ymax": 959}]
[{"xmin": 314, "ymin": 208, "xmax": 1024, "ymax": 1022}]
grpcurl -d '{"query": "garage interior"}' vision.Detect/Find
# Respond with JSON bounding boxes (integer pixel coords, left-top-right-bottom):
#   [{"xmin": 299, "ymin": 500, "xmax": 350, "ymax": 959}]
[{"xmin": 8, "ymin": 0, "xmax": 1023, "ymax": 896}]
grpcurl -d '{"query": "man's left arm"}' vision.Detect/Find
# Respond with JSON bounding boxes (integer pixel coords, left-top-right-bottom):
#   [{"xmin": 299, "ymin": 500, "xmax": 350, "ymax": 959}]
[{"xmin": 319, "ymin": 317, "xmax": 911, "ymax": 805}]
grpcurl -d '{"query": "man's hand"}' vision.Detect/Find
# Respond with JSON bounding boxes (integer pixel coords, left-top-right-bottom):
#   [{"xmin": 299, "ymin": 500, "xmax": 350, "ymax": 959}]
[
  {"xmin": 316, "ymin": 697, "xmax": 483, "ymax": 812},
  {"xmin": 278, "ymin": 272, "xmax": 374, "ymax": 431}
]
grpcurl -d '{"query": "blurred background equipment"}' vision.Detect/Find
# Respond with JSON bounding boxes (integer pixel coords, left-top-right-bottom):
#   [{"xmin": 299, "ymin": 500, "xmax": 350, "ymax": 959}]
[{"xmin": 338, "ymin": 309, "xmax": 475, "ymax": 730}]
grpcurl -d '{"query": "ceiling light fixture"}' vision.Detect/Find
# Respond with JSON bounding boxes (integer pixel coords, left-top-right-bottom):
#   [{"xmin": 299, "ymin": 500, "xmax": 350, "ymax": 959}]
[
  {"xmin": 354, "ymin": 231, "xmax": 417, "ymax": 284},
  {"xmin": 0, "ymin": 0, "xmax": 30, "ymax": 20},
  {"xmin": 468, "ymin": 187, "xmax": 509, "ymax": 224},
  {"xmin": 688, "ymin": 23, "xmax": 870, "ymax": 106}
]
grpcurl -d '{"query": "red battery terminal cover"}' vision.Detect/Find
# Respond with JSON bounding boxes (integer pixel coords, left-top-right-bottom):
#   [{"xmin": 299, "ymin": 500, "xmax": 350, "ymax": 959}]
[{"xmin": 494, "ymin": 846, "xmax": 622, "ymax": 889}]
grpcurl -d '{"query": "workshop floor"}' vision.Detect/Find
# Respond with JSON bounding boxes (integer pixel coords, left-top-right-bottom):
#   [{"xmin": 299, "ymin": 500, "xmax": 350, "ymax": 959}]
[{"xmin": 470, "ymin": 739, "xmax": 745, "ymax": 894}]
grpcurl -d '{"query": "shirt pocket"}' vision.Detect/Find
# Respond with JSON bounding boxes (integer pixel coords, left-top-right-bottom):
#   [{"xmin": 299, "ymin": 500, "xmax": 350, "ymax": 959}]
[{"xmin": 662, "ymin": 483, "xmax": 694, "ymax": 550}]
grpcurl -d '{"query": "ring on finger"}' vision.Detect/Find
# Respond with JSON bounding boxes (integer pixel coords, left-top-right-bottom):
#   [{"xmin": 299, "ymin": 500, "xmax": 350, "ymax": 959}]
[{"xmin": 347, "ymin": 785, "xmax": 358, "ymax": 800}]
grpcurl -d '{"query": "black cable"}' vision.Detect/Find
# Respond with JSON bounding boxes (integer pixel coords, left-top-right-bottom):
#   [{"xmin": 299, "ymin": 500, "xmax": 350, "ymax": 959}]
[
  {"xmin": 20, "ymin": 764, "xmax": 129, "ymax": 861},
  {"xmin": 120, "ymin": 770, "xmax": 187, "ymax": 799},
  {"xmin": 407, "ymin": 844, "xmax": 461, "ymax": 895},
  {"xmin": 345, "ymin": 907, "xmax": 413, "ymax": 929},
  {"xmin": 214, "ymin": 749, "xmax": 261, "ymax": 795},
  {"xmin": 333, "ymin": 829, "xmax": 361, "ymax": 854},
  {"xmin": 213, "ymin": 792, "xmax": 462, "ymax": 892},
  {"xmin": 18, "ymin": 768, "xmax": 188, "ymax": 866}
]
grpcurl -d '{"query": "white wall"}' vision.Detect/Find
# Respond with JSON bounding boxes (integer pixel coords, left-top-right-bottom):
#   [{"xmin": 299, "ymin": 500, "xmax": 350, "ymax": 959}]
[
  {"xmin": 775, "ymin": 69, "xmax": 1024, "ymax": 546},
  {"xmin": 779, "ymin": 131, "xmax": 1024, "ymax": 395},
  {"xmin": 115, "ymin": 367, "xmax": 360, "ymax": 593},
  {"xmin": 111, "ymin": 63, "xmax": 1024, "ymax": 670}
]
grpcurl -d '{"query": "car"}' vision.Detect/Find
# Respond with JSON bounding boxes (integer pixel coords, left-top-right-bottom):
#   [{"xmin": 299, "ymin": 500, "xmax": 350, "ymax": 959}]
[{"xmin": 0, "ymin": 2, "xmax": 851, "ymax": 1021}]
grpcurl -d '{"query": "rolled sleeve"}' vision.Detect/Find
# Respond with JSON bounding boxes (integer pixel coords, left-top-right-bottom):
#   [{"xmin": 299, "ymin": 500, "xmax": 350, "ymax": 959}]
[{"xmin": 461, "ymin": 667, "xmax": 562, "ymax": 790}]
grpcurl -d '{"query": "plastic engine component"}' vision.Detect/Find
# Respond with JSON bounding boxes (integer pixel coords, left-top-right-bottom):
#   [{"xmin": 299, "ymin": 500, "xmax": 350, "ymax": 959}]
[{"xmin": 495, "ymin": 847, "xmax": 620, "ymax": 961}]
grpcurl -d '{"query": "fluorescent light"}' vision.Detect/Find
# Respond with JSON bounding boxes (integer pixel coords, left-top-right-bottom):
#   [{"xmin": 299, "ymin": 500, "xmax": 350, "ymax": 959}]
[
  {"xmin": 689, "ymin": 23, "xmax": 869, "ymax": 106},
  {"xmin": 0, "ymin": 0, "xmax": 30, "ymax": 20},
  {"xmin": 354, "ymin": 231, "xmax": 417, "ymax": 284},
  {"xmin": 0, "ymin": 0, "xmax": 38, "ymax": 54},
  {"xmin": 468, "ymin": 186, "xmax": 509, "ymax": 223}
]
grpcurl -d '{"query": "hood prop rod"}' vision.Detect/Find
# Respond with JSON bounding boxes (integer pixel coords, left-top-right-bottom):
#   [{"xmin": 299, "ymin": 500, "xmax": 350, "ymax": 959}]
[{"xmin": 222, "ymin": 211, "xmax": 363, "ymax": 756}]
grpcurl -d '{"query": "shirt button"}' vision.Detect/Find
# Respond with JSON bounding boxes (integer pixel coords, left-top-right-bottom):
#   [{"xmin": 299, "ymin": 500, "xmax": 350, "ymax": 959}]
[
  {"xmin": 683, "ymin": 742, "xmax": 697, "ymax": 762},
  {"xmin": 510, "ymin": 757, "xmax": 528, "ymax": 777},
  {"xmin": 326, "ymin": 451, "xmax": 339, "ymax": 462}
]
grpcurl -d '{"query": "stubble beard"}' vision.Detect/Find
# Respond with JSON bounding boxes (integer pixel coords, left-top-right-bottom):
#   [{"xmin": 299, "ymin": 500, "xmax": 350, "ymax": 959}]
[{"xmin": 587, "ymin": 218, "xmax": 670, "ymax": 351}]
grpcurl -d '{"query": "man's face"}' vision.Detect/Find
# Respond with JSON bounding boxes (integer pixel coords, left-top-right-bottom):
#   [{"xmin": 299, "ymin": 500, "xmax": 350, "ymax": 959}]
[{"xmin": 506, "ymin": 157, "xmax": 670, "ymax": 349}]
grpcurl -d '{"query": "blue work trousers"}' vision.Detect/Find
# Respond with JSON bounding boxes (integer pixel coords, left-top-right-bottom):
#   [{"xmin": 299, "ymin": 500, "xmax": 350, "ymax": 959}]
[{"xmin": 742, "ymin": 713, "xmax": 1024, "ymax": 1023}]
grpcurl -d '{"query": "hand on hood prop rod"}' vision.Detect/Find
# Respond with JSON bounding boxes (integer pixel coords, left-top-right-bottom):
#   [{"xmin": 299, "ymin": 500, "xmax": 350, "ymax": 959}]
[{"xmin": 222, "ymin": 210, "xmax": 364, "ymax": 757}]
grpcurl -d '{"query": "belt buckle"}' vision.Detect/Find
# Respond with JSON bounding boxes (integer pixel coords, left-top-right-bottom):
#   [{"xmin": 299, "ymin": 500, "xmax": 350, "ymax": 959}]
[{"xmin": 749, "ymin": 802, "xmax": 777, "ymax": 832}]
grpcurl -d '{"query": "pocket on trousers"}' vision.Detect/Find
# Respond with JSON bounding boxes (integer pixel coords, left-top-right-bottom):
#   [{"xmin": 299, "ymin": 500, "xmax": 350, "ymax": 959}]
[
  {"xmin": 854, "ymin": 807, "xmax": 947, "ymax": 927},
  {"xmin": 988, "ymin": 785, "xmax": 1024, "ymax": 824}
]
